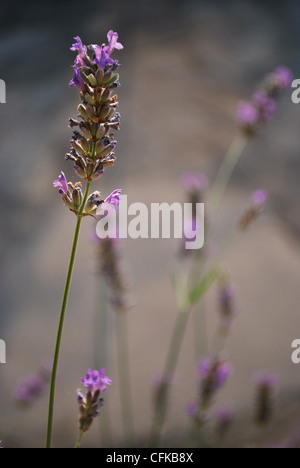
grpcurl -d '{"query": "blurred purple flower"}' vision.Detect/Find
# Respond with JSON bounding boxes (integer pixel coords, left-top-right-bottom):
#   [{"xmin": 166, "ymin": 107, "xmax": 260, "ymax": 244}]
[
  {"xmin": 253, "ymin": 92, "xmax": 276, "ymax": 121},
  {"xmin": 53, "ymin": 172, "xmax": 68, "ymax": 196},
  {"xmin": 255, "ymin": 372, "xmax": 278, "ymax": 389},
  {"xmin": 252, "ymin": 189, "xmax": 268, "ymax": 206},
  {"xmin": 214, "ymin": 406, "xmax": 234, "ymax": 440},
  {"xmin": 236, "ymin": 101, "xmax": 259, "ymax": 127},
  {"xmin": 69, "ymin": 65, "xmax": 85, "ymax": 91},
  {"xmin": 219, "ymin": 281, "xmax": 237, "ymax": 333},
  {"xmin": 254, "ymin": 372, "xmax": 278, "ymax": 425},
  {"xmin": 239, "ymin": 189, "xmax": 268, "ymax": 230},
  {"xmin": 198, "ymin": 358, "xmax": 232, "ymax": 390},
  {"xmin": 186, "ymin": 402, "xmax": 198, "ymax": 417},
  {"xmin": 81, "ymin": 368, "xmax": 112, "ymax": 393},
  {"xmin": 215, "ymin": 406, "xmax": 234, "ymax": 421},
  {"xmin": 181, "ymin": 172, "xmax": 209, "ymax": 192},
  {"xmin": 14, "ymin": 374, "xmax": 46, "ymax": 405},
  {"xmin": 275, "ymin": 66, "xmax": 293, "ymax": 89}
]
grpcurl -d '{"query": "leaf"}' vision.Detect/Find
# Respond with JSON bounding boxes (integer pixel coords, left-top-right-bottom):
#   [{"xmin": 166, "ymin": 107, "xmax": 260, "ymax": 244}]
[{"xmin": 189, "ymin": 267, "xmax": 222, "ymax": 307}]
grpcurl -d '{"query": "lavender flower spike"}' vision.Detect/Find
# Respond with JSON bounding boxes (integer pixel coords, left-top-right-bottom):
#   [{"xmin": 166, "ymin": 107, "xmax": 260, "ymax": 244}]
[
  {"xmin": 198, "ymin": 358, "xmax": 233, "ymax": 408},
  {"xmin": 53, "ymin": 171, "xmax": 68, "ymax": 195},
  {"xmin": 78, "ymin": 369, "xmax": 112, "ymax": 434},
  {"xmin": 239, "ymin": 189, "xmax": 268, "ymax": 230},
  {"xmin": 81, "ymin": 368, "xmax": 112, "ymax": 393},
  {"xmin": 254, "ymin": 372, "xmax": 278, "ymax": 425}
]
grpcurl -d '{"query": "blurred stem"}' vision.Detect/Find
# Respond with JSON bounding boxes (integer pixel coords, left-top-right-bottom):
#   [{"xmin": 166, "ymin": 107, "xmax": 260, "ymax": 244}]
[
  {"xmin": 74, "ymin": 430, "xmax": 84, "ymax": 449},
  {"xmin": 94, "ymin": 278, "xmax": 114, "ymax": 447},
  {"xmin": 208, "ymin": 133, "xmax": 249, "ymax": 214},
  {"xmin": 193, "ymin": 301, "xmax": 208, "ymax": 362},
  {"xmin": 116, "ymin": 311, "xmax": 135, "ymax": 446},
  {"xmin": 192, "ymin": 133, "xmax": 248, "ymax": 363},
  {"xmin": 149, "ymin": 308, "xmax": 190, "ymax": 448},
  {"xmin": 46, "ymin": 181, "xmax": 91, "ymax": 449}
]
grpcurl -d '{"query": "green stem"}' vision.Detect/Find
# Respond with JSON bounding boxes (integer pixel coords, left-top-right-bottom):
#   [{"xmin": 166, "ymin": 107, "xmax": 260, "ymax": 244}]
[
  {"xmin": 46, "ymin": 181, "xmax": 91, "ymax": 449},
  {"xmin": 208, "ymin": 133, "xmax": 248, "ymax": 214},
  {"xmin": 95, "ymin": 278, "xmax": 114, "ymax": 447},
  {"xmin": 74, "ymin": 430, "xmax": 84, "ymax": 449},
  {"xmin": 116, "ymin": 311, "xmax": 135, "ymax": 446},
  {"xmin": 149, "ymin": 309, "xmax": 190, "ymax": 448}
]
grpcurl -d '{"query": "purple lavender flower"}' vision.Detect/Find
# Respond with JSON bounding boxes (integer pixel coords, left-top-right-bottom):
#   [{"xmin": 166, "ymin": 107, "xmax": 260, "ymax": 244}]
[
  {"xmin": 69, "ymin": 65, "xmax": 85, "ymax": 91},
  {"xmin": 237, "ymin": 66, "xmax": 292, "ymax": 134},
  {"xmin": 70, "ymin": 36, "xmax": 87, "ymax": 66},
  {"xmin": 198, "ymin": 358, "xmax": 233, "ymax": 408},
  {"xmin": 255, "ymin": 372, "xmax": 278, "ymax": 389},
  {"xmin": 106, "ymin": 30, "xmax": 124, "ymax": 54},
  {"xmin": 236, "ymin": 101, "xmax": 259, "ymax": 128},
  {"xmin": 181, "ymin": 172, "xmax": 209, "ymax": 193},
  {"xmin": 254, "ymin": 372, "xmax": 278, "ymax": 425},
  {"xmin": 274, "ymin": 66, "xmax": 293, "ymax": 89},
  {"xmin": 214, "ymin": 407, "xmax": 234, "ymax": 440},
  {"xmin": 53, "ymin": 172, "xmax": 68, "ymax": 196},
  {"xmin": 78, "ymin": 369, "xmax": 111, "ymax": 433},
  {"xmin": 198, "ymin": 358, "xmax": 232, "ymax": 388},
  {"xmin": 186, "ymin": 402, "xmax": 198, "ymax": 417},
  {"xmin": 218, "ymin": 279, "xmax": 238, "ymax": 333},
  {"xmin": 239, "ymin": 189, "xmax": 268, "ymax": 230},
  {"xmin": 14, "ymin": 374, "xmax": 46, "ymax": 405},
  {"xmin": 81, "ymin": 368, "xmax": 112, "ymax": 393},
  {"xmin": 253, "ymin": 91, "xmax": 276, "ymax": 122},
  {"xmin": 104, "ymin": 189, "xmax": 122, "ymax": 207},
  {"xmin": 252, "ymin": 189, "xmax": 268, "ymax": 206},
  {"xmin": 94, "ymin": 30, "xmax": 123, "ymax": 70}
]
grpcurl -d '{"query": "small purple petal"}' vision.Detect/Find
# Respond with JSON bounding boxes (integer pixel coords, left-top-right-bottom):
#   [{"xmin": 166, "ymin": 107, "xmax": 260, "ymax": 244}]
[
  {"xmin": 215, "ymin": 363, "xmax": 233, "ymax": 389},
  {"xmin": 236, "ymin": 101, "xmax": 259, "ymax": 127},
  {"xmin": 107, "ymin": 30, "xmax": 124, "ymax": 53},
  {"xmin": 252, "ymin": 189, "xmax": 268, "ymax": 206},
  {"xmin": 53, "ymin": 172, "xmax": 68, "ymax": 195},
  {"xmin": 274, "ymin": 66, "xmax": 293, "ymax": 89},
  {"xmin": 254, "ymin": 372, "xmax": 278, "ymax": 389},
  {"xmin": 181, "ymin": 172, "xmax": 209, "ymax": 192},
  {"xmin": 69, "ymin": 65, "xmax": 85, "ymax": 91},
  {"xmin": 186, "ymin": 402, "xmax": 198, "ymax": 417},
  {"xmin": 198, "ymin": 358, "xmax": 213, "ymax": 379},
  {"xmin": 253, "ymin": 92, "xmax": 276, "ymax": 121},
  {"xmin": 70, "ymin": 36, "xmax": 87, "ymax": 56},
  {"xmin": 104, "ymin": 189, "xmax": 122, "ymax": 206},
  {"xmin": 81, "ymin": 368, "xmax": 112, "ymax": 392}
]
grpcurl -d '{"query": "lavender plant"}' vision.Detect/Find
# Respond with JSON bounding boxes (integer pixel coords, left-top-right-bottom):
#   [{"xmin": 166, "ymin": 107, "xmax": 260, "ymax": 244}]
[
  {"xmin": 75, "ymin": 368, "xmax": 112, "ymax": 448},
  {"xmin": 149, "ymin": 66, "xmax": 293, "ymax": 447},
  {"xmin": 47, "ymin": 31, "xmax": 123, "ymax": 448}
]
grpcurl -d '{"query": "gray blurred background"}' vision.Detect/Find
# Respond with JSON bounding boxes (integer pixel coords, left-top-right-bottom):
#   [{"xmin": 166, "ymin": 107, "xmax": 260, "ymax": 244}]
[{"xmin": 0, "ymin": 0, "xmax": 300, "ymax": 448}]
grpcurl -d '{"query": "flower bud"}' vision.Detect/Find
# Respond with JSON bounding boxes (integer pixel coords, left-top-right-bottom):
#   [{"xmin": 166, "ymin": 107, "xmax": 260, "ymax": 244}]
[
  {"xmin": 88, "ymin": 74, "xmax": 97, "ymax": 87},
  {"xmin": 77, "ymin": 104, "xmax": 89, "ymax": 121}
]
